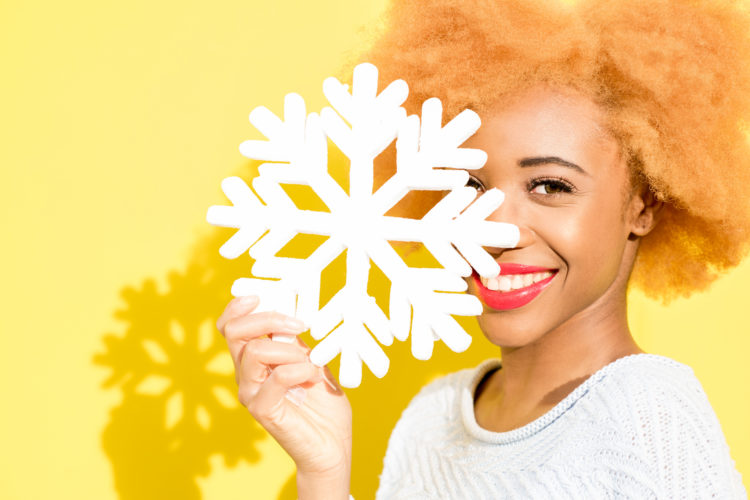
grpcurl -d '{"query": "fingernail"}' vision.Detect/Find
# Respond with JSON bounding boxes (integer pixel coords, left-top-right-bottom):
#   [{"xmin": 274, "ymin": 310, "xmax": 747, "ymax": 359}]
[
  {"xmin": 283, "ymin": 317, "xmax": 306, "ymax": 331},
  {"xmin": 323, "ymin": 373, "xmax": 340, "ymax": 393},
  {"xmin": 239, "ymin": 295, "xmax": 259, "ymax": 307},
  {"xmin": 271, "ymin": 333, "xmax": 295, "ymax": 344}
]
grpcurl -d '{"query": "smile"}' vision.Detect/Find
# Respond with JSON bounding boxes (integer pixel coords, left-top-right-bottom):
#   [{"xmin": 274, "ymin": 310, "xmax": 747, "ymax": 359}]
[{"xmin": 472, "ymin": 263, "xmax": 557, "ymax": 311}]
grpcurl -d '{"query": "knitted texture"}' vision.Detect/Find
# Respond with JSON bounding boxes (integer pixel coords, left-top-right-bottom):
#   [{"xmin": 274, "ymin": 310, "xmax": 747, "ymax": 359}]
[{"xmin": 376, "ymin": 354, "xmax": 747, "ymax": 499}]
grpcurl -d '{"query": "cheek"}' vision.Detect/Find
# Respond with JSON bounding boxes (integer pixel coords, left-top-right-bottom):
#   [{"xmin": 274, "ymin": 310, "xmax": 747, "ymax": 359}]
[{"xmin": 537, "ymin": 199, "xmax": 628, "ymax": 283}]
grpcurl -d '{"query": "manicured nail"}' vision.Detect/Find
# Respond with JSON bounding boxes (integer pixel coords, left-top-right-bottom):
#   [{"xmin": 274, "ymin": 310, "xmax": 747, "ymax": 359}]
[
  {"xmin": 271, "ymin": 333, "xmax": 295, "ymax": 344},
  {"xmin": 322, "ymin": 371, "xmax": 343, "ymax": 394},
  {"xmin": 284, "ymin": 317, "xmax": 306, "ymax": 331},
  {"xmin": 239, "ymin": 295, "xmax": 259, "ymax": 307}
]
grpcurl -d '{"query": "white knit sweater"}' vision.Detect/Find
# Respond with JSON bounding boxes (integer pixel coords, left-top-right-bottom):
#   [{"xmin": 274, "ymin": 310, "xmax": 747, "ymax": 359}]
[{"xmin": 375, "ymin": 354, "xmax": 747, "ymax": 499}]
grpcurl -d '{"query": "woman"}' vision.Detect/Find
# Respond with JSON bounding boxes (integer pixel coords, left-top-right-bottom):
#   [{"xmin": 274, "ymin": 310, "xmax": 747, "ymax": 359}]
[{"xmin": 216, "ymin": 0, "xmax": 750, "ymax": 497}]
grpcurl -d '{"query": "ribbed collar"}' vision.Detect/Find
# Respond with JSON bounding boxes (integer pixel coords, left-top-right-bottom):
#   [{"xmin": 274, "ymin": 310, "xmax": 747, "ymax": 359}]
[{"xmin": 461, "ymin": 353, "xmax": 676, "ymax": 445}]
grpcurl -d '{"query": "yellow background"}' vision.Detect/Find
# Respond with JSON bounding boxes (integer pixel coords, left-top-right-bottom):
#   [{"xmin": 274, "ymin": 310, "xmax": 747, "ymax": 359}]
[{"xmin": 1, "ymin": 1, "xmax": 748, "ymax": 498}]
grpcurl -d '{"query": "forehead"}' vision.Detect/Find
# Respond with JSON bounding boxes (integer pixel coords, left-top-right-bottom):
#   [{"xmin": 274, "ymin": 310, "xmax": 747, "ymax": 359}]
[{"xmin": 469, "ymin": 86, "xmax": 622, "ymax": 171}]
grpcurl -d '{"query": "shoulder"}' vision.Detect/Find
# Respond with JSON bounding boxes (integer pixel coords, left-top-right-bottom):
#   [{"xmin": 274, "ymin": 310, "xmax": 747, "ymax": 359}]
[
  {"xmin": 594, "ymin": 354, "xmax": 709, "ymax": 414},
  {"xmin": 572, "ymin": 354, "xmax": 717, "ymax": 418},
  {"xmin": 592, "ymin": 354, "xmax": 720, "ymax": 431},
  {"xmin": 584, "ymin": 355, "xmax": 722, "ymax": 453},
  {"xmin": 584, "ymin": 354, "xmax": 746, "ymax": 498}
]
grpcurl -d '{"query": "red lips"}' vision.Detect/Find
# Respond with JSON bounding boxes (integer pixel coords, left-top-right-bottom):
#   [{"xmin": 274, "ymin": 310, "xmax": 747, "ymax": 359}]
[{"xmin": 472, "ymin": 264, "xmax": 557, "ymax": 310}]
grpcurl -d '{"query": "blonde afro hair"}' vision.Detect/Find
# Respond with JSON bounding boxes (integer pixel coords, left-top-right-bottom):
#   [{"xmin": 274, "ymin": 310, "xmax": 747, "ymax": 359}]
[{"xmin": 359, "ymin": 0, "xmax": 750, "ymax": 302}]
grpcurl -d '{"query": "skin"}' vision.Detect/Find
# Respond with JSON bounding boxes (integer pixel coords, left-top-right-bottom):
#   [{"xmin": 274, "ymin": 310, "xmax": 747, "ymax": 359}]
[
  {"xmin": 215, "ymin": 300, "xmax": 352, "ymax": 500},
  {"xmin": 214, "ymin": 85, "xmax": 663, "ymax": 498},
  {"xmin": 466, "ymin": 86, "xmax": 662, "ymax": 431}
]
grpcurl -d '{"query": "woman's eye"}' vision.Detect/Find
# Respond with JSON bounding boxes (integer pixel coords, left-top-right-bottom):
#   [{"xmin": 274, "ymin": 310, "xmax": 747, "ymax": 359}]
[
  {"xmin": 529, "ymin": 178, "xmax": 574, "ymax": 195},
  {"xmin": 466, "ymin": 174, "xmax": 486, "ymax": 192}
]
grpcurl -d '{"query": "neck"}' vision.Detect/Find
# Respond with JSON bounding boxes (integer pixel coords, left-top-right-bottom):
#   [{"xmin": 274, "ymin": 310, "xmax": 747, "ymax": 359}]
[
  {"xmin": 475, "ymin": 283, "xmax": 643, "ymax": 432},
  {"xmin": 502, "ymin": 293, "xmax": 640, "ymax": 396}
]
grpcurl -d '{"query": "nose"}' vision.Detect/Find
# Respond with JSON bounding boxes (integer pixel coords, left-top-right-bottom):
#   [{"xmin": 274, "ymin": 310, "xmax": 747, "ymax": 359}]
[
  {"xmin": 482, "ymin": 188, "xmax": 535, "ymax": 252},
  {"xmin": 512, "ymin": 226, "xmax": 535, "ymax": 248},
  {"xmin": 481, "ymin": 225, "xmax": 534, "ymax": 255}
]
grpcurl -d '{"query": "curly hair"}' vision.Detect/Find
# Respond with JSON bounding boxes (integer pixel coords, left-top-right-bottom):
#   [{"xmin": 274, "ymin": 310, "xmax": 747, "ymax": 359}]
[{"xmin": 358, "ymin": 0, "xmax": 750, "ymax": 302}]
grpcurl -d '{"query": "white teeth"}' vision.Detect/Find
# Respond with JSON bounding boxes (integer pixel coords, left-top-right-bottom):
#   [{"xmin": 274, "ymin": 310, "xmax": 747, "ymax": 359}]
[
  {"xmin": 499, "ymin": 276, "xmax": 512, "ymax": 292},
  {"xmin": 511, "ymin": 275, "xmax": 524, "ymax": 289},
  {"xmin": 480, "ymin": 277, "xmax": 500, "ymax": 290},
  {"xmin": 487, "ymin": 277, "xmax": 499, "ymax": 291},
  {"xmin": 480, "ymin": 271, "xmax": 554, "ymax": 292}
]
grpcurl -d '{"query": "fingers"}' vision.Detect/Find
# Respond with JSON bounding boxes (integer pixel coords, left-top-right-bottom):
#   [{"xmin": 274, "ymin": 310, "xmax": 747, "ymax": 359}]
[
  {"xmin": 223, "ymin": 310, "xmax": 307, "ymax": 343},
  {"xmin": 294, "ymin": 335, "xmax": 313, "ymax": 354},
  {"xmin": 216, "ymin": 295, "xmax": 259, "ymax": 334},
  {"xmin": 222, "ymin": 310, "xmax": 308, "ymax": 372},
  {"xmin": 238, "ymin": 338, "xmax": 309, "ymax": 387},
  {"xmin": 215, "ymin": 296, "xmax": 326, "ymax": 418},
  {"xmin": 217, "ymin": 296, "xmax": 309, "ymax": 350},
  {"xmin": 242, "ymin": 362, "xmax": 323, "ymax": 417},
  {"xmin": 319, "ymin": 365, "xmax": 345, "ymax": 395}
]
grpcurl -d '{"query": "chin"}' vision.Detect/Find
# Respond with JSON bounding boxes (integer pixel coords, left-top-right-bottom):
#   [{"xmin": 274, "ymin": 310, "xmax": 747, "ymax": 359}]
[{"xmin": 478, "ymin": 314, "xmax": 548, "ymax": 349}]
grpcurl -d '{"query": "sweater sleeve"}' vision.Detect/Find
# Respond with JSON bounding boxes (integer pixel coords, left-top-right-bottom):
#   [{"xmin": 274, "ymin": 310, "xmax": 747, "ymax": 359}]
[{"xmin": 628, "ymin": 362, "xmax": 747, "ymax": 499}]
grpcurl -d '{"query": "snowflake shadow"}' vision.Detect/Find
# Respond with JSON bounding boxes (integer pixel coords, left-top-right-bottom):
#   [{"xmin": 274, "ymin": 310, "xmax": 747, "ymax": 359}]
[
  {"xmin": 94, "ymin": 144, "xmax": 495, "ymax": 499},
  {"xmin": 93, "ymin": 191, "xmax": 267, "ymax": 499}
]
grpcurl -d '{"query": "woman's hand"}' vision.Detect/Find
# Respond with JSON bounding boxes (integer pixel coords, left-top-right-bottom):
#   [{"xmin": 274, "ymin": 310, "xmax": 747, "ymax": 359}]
[{"xmin": 216, "ymin": 296, "xmax": 352, "ymax": 499}]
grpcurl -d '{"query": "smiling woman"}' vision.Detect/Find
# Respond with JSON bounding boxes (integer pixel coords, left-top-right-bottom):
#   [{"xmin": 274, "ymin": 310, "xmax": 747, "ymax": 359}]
[
  {"xmin": 215, "ymin": 0, "xmax": 750, "ymax": 498},
  {"xmin": 463, "ymin": 87, "xmax": 651, "ymax": 350}
]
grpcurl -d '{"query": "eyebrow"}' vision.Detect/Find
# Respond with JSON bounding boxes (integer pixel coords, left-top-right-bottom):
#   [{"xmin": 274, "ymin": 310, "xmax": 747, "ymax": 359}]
[{"xmin": 518, "ymin": 156, "xmax": 589, "ymax": 175}]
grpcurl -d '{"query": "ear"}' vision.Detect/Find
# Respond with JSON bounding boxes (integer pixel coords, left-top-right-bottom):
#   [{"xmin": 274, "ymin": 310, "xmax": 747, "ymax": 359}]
[{"xmin": 628, "ymin": 185, "xmax": 664, "ymax": 238}]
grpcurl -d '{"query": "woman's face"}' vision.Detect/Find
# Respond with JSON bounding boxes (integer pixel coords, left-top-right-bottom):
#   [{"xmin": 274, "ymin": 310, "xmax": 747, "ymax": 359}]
[{"xmin": 463, "ymin": 86, "xmax": 642, "ymax": 347}]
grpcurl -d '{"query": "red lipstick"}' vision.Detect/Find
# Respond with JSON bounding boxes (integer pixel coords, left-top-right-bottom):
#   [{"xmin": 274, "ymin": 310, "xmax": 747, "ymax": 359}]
[{"xmin": 472, "ymin": 264, "xmax": 557, "ymax": 311}]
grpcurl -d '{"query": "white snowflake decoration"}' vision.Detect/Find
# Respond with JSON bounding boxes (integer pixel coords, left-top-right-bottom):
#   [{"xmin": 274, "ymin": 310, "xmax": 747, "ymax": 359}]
[{"xmin": 207, "ymin": 63, "xmax": 519, "ymax": 388}]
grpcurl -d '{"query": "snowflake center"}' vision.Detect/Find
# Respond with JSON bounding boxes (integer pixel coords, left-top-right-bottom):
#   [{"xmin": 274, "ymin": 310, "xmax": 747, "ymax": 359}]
[{"xmin": 333, "ymin": 199, "xmax": 379, "ymax": 248}]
